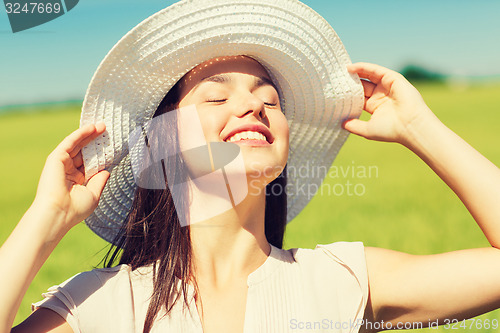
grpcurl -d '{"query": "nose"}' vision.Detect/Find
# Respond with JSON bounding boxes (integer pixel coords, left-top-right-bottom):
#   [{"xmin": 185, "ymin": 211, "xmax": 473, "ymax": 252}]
[{"xmin": 236, "ymin": 91, "xmax": 266, "ymax": 120}]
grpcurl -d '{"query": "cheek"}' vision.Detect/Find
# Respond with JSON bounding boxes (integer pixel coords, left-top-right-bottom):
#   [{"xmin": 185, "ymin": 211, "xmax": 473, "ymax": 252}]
[
  {"xmin": 197, "ymin": 110, "xmax": 226, "ymax": 141},
  {"xmin": 272, "ymin": 112, "xmax": 290, "ymax": 143},
  {"xmin": 177, "ymin": 103, "xmax": 209, "ymax": 152}
]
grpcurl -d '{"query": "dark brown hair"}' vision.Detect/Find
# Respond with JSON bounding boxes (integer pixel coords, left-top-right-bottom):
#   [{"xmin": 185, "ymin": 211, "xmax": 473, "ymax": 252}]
[{"xmin": 103, "ymin": 80, "xmax": 287, "ymax": 333}]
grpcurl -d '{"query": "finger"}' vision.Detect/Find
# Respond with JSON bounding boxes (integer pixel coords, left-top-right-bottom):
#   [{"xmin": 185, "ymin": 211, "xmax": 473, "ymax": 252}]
[
  {"xmin": 58, "ymin": 124, "xmax": 104, "ymax": 153},
  {"xmin": 347, "ymin": 62, "xmax": 401, "ymax": 85},
  {"xmin": 61, "ymin": 150, "xmax": 83, "ymax": 174},
  {"xmin": 59, "ymin": 150, "xmax": 77, "ymax": 173},
  {"xmin": 360, "ymin": 79, "xmax": 376, "ymax": 99},
  {"xmin": 73, "ymin": 151, "xmax": 84, "ymax": 168},
  {"xmin": 362, "ymin": 96, "xmax": 373, "ymax": 115},
  {"xmin": 86, "ymin": 170, "xmax": 110, "ymax": 201},
  {"xmin": 77, "ymin": 165, "xmax": 85, "ymax": 179},
  {"xmin": 343, "ymin": 119, "xmax": 370, "ymax": 139},
  {"xmin": 68, "ymin": 123, "xmax": 106, "ymax": 158},
  {"xmin": 67, "ymin": 169, "xmax": 86, "ymax": 185}
]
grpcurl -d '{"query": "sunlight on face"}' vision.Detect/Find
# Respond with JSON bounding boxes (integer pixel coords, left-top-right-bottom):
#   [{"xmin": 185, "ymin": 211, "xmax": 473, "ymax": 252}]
[{"xmin": 178, "ymin": 56, "xmax": 289, "ymax": 190}]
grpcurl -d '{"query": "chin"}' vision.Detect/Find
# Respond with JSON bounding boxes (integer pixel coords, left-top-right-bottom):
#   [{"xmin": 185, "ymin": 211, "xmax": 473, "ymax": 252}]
[{"xmin": 245, "ymin": 160, "xmax": 284, "ymax": 183}]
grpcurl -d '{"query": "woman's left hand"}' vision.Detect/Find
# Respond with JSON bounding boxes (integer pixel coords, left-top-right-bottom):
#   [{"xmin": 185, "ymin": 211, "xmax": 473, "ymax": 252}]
[{"xmin": 343, "ymin": 62, "xmax": 438, "ymax": 147}]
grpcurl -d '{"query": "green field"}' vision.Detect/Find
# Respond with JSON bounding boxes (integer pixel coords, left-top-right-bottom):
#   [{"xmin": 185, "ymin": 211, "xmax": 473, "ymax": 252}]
[{"xmin": 2, "ymin": 82, "xmax": 500, "ymax": 331}]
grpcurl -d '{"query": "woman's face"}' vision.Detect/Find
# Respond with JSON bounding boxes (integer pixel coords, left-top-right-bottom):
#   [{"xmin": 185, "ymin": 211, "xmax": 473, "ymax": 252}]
[{"xmin": 177, "ymin": 56, "xmax": 289, "ymax": 187}]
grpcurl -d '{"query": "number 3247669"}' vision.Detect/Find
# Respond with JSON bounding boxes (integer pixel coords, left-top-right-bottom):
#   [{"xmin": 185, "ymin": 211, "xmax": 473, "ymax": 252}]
[
  {"xmin": 443, "ymin": 318, "xmax": 499, "ymax": 330},
  {"xmin": 5, "ymin": 2, "xmax": 61, "ymax": 14}
]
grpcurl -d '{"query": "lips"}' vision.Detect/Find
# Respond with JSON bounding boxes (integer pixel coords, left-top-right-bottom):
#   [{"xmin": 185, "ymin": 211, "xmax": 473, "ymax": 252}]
[{"xmin": 223, "ymin": 124, "xmax": 274, "ymax": 144}]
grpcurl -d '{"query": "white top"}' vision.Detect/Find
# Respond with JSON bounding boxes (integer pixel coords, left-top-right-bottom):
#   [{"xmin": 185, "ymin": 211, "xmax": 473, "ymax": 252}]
[{"xmin": 33, "ymin": 242, "xmax": 368, "ymax": 333}]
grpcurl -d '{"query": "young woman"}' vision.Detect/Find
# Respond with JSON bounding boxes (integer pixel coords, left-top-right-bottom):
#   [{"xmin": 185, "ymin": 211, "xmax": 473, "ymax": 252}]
[{"xmin": 2, "ymin": 1, "xmax": 500, "ymax": 332}]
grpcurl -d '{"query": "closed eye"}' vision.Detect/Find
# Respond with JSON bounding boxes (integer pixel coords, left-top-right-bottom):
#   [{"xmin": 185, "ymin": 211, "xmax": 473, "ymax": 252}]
[
  {"xmin": 207, "ymin": 99, "xmax": 275, "ymax": 106},
  {"xmin": 206, "ymin": 99, "xmax": 227, "ymax": 103}
]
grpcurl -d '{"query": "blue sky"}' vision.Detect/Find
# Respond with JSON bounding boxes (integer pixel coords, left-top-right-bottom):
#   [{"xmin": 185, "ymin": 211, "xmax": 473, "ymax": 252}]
[{"xmin": 1, "ymin": 0, "xmax": 499, "ymax": 107}]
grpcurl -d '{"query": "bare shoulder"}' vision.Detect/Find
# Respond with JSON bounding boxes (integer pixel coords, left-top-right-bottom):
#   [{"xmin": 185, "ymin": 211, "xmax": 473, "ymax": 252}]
[
  {"xmin": 11, "ymin": 308, "xmax": 72, "ymax": 333},
  {"xmin": 361, "ymin": 247, "xmax": 418, "ymax": 332}
]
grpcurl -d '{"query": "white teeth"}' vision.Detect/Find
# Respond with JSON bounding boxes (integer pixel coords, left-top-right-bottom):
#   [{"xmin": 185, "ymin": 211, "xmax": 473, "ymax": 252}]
[{"xmin": 226, "ymin": 131, "xmax": 267, "ymax": 142}]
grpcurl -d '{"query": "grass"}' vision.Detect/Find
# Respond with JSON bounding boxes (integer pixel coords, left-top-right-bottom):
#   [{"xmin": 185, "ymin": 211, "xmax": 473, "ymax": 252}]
[{"xmin": 1, "ymin": 82, "xmax": 500, "ymax": 330}]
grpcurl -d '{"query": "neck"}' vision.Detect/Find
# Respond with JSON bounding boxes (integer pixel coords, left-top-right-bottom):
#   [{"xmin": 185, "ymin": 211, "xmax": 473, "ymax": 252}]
[{"xmin": 189, "ymin": 189, "xmax": 271, "ymax": 288}]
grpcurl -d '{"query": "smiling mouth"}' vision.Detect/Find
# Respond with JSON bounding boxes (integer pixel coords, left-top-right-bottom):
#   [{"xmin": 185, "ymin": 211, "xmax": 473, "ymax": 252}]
[{"xmin": 225, "ymin": 130, "xmax": 270, "ymax": 144}]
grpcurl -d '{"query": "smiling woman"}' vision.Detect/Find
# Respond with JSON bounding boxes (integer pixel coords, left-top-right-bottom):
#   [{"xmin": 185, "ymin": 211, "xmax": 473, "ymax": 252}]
[
  {"xmin": 2, "ymin": 0, "xmax": 500, "ymax": 333},
  {"xmin": 109, "ymin": 57, "xmax": 292, "ymax": 332}
]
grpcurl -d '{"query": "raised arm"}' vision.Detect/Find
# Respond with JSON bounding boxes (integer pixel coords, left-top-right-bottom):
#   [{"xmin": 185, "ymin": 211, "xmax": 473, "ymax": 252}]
[
  {"xmin": 345, "ymin": 62, "xmax": 500, "ymax": 243},
  {"xmin": 0, "ymin": 124, "xmax": 109, "ymax": 333},
  {"xmin": 344, "ymin": 63, "xmax": 500, "ymax": 329}
]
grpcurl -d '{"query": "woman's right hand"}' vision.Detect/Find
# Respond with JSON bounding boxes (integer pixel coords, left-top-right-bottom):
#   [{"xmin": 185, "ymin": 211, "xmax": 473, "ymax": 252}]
[
  {"xmin": 0, "ymin": 124, "xmax": 109, "ymax": 332},
  {"xmin": 31, "ymin": 123, "xmax": 110, "ymax": 235}
]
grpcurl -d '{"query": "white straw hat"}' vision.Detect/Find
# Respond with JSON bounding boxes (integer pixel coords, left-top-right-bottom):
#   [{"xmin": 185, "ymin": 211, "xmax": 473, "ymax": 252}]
[{"xmin": 80, "ymin": 0, "xmax": 364, "ymax": 244}]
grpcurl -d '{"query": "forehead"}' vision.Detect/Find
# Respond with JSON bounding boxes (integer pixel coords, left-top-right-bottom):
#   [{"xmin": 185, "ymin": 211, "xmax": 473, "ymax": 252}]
[{"xmin": 178, "ymin": 55, "xmax": 272, "ymax": 93}]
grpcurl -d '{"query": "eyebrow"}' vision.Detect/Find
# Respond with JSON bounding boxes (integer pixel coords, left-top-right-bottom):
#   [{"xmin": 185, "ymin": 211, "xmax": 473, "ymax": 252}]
[
  {"xmin": 201, "ymin": 73, "xmax": 231, "ymax": 85},
  {"xmin": 192, "ymin": 73, "xmax": 278, "ymax": 93},
  {"xmin": 254, "ymin": 76, "xmax": 278, "ymax": 91}
]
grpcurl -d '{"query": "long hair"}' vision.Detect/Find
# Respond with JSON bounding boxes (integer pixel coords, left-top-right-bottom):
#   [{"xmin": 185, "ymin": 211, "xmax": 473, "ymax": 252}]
[{"xmin": 103, "ymin": 80, "xmax": 287, "ymax": 333}]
